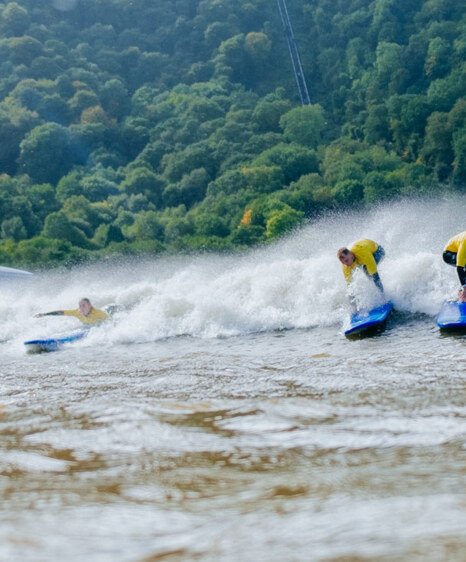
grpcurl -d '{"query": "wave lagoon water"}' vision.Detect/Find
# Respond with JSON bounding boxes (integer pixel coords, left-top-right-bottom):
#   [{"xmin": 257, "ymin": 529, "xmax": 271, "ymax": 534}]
[{"xmin": 1, "ymin": 196, "xmax": 466, "ymax": 562}]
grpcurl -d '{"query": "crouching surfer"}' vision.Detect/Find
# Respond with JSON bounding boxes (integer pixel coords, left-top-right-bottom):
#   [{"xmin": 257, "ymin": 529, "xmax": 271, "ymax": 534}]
[
  {"xmin": 443, "ymin": 231, "xmax": 466, "ymax": 303},
  {"xmin": 337, "ymin": 239, "xmax": 386, "ymax": 308},
  {"xmin": 34, "ymin": 298, "xmax": 108, "ymax": 325}
]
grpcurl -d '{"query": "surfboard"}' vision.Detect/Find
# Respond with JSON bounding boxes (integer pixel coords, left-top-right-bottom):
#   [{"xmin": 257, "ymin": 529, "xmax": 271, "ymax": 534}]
[
  {"xmin": 436, "ymin": 301, "xmax": 466, "ymax": 331},
  {"xmin": 24, "ymin": 330, "xmax": 87, "ymax": 353},
  {"xmin": 344, "ymin": 301, "xmax": 393, "ymax": 338}
]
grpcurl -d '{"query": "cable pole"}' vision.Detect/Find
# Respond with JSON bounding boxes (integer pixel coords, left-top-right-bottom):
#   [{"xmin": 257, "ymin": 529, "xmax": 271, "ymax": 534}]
[{"xmin": 276, "ymin": 0, "xmax": 311, "ymax": 105}]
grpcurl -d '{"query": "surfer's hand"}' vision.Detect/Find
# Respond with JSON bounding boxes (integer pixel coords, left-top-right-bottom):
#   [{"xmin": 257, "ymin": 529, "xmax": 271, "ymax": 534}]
[
  {"xmin": 34, "ymin": 313, "xmax": 44, "ymax": 318},
  {"xmin": 457, "ymin": 288, "xmax": 466, "ymax": 302}
]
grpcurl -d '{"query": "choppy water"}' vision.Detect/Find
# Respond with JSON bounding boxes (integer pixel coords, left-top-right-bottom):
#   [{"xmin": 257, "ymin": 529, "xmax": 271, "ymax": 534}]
[{"xmin": 1, "ymin": 197, "xmax": 466, "ymax": 562}]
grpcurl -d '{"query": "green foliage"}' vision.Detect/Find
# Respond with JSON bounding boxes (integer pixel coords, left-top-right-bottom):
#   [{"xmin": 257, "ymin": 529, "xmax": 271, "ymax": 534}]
[
  {"xmin": 422, "ymin": 111, "xmax": 454, "ymax": 179},
  {"xmin": 279, "ymin": 104, "xmax": 326, "ymax": 148},
  {"xmin": 252, "ymin": 96, "xmax": 292, "ymax": 132},
  {"xmin": 452, "ymin": 128, "xmax": 466, "ymax": 186},
  {"xmin": 252, "ymin": 143, "xmax": 319, "ymax": 184},
  {"xmin": 230, "ymin": 224, "xmax": 265, "ymax": 246},
  {"xmin": 333, "ymin": 180, "xmax": 365, "ymax": 206},
  {"xmin": 1, "ymin": 216, "xmax": 27, "ymax": 240},
  {"xmin": 125, "ymin": 210, "xmax": 165, "ymax": 242},
  {"xmin": 42, "ymin": 211, "xmax": 92, "ymax": 249},
  {"xmin": 163, "ymin": 168, "xmax": 210, "ymax": 208},
  {"xmin": 241, "ymin": 165, "xmax": 284, "ymax": 193},
  {"xmin": 0, "ymin": 0, "xmax": 463, "ymax": 266},
  {"xmin": 11, "ymin": 237, "xmax": 83, "ymax": 266},
  {"xmin": 1, "ymin": 35, "xmax": 42, "ymax": 65},
  {"xmin": 1, "ymin": 2, "xmax": 30, "ymax": 37},
  {"xmin": 120, "ymin": 167, "xmax": 164, "ymax": 206},
  {"xmin": 266, "ymin": 207, "xmax": 304, "ymax": 240},
  {"xmin": 18, "ymin": 123, "xmax": 76, "ymax": 184}
]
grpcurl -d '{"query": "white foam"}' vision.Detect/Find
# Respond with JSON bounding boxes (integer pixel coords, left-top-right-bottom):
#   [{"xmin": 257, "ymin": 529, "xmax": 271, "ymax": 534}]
[{"xmin": 1, "ymin": 195, "xmax": 464, "ymax": 345}]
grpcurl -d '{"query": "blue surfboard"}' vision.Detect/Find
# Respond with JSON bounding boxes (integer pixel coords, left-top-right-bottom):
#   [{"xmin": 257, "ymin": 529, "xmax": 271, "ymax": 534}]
[
  {"xmin": 24, "ymin": 330, "xmax": 87, "ymax": 353},
  {"xmin": 344, "ymin": 301, "xmax": 393, "ymax": 338},
  {"xmin": 437, "ymin": 301, "xmax": 466, "ymax": 330}
]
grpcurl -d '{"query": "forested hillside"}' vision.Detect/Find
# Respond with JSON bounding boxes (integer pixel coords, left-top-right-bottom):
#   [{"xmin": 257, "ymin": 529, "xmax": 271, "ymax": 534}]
[{"xmin": 0, "ymin": 0, "xmax": 464, "ymax": 266}]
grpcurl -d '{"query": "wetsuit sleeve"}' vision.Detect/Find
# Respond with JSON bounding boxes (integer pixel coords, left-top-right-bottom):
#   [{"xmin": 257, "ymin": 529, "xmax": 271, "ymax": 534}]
[
  {"xmin": 457, "ymin": 267, "xmax": 466, "ymax": 286},
  {"xmin": 372, "ymin": 272, "xmax": 384, "ymax": 292}
]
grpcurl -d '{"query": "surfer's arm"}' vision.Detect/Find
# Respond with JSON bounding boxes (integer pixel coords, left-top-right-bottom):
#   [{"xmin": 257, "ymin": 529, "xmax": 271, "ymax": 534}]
[
  {"xmin": 359, "ymin": 252, "xmax": 384, "ymax": 291},
  {"xmin": 34, "ymin": 310, "xmax": 64, "ymax": 318},
  {"xmin": 371, "ymin": 272, "xmax": 384, "ymax": 293},
  {"xmin": 342, "ymin": 265, "xmax": 352, "ymax": 284},
  {"xmin": 456, "ymin": 241, "xmax": 466, "ymax": 288},
  {"xmin": 456, "ymin": 266, "xmax": 466, "ymax": 287}
]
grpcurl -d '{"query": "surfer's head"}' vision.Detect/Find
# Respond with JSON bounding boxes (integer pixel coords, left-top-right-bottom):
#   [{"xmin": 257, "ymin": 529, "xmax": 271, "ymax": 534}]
[
  {"xmin": 337, "ymin": 247, "xmax": 355, "ymax": 266},
  {"xmin": 79, "ymin": 298, "xmax": 92, "ymax": 316}
]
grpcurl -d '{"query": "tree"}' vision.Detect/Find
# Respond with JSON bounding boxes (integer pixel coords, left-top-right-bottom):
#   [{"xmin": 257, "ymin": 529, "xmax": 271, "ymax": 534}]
[
  {"xmin": 69, "ymin": 89, "xmax": 100, "ymax": 120},
  {"xmin": 241, "ymin": 165, "xmax": 284, "ymax": 193},
  {"xmin": 374, "ymin": 42, "xmax": 404, "ymax": 94},
  {"xmin": 363, "ymin": 171, "xmax": 399, "ymax": 203},
  {"xmin": 230, "ymin": 224, "xmax": 264, "ymax": 246},
  {"xmin": 13, "ymin": 237, "xmax": 80, "ymax": 265},
  {"xmin": 1, "ymin": 216, "xmax": 27, "ymax": 240},
  {"xmin": 425, "ymin": 37, "xmax": 451, "ymax": 79},
  {"xmin": 253, "ymin": 143, "xmax": 319, "ymax": 184},
  {"xmin": 163, "ymin": 167, "xmax": 210, "ymax": 208},
  {"xmin": 422, "ymin": 111, "xmax": 453, "ymax": 180},
  {"xmin": 126, "ymin": 211, "xmax": 165, "ymax": 241},
  {"xmin": 27, "ymin": 183, "xmax": 59, "ymax": 220},
  {"xmin": 0, "ymin": 106, "xmax": 38, "ymax": 175},
  {"xmin": 265, "ymin": 207, "xmax": 304, "ymax": 240},
  {"xmin": 37, "ymin": 94, "xmax": 71, "ymax": 124},
  {"xmin": 18, "ymin": 123, "xmax": 76, "ymax": 184},
  {"xmin": 364, "ymin": 104, "xmax": 390, "ymax": 144},
  {"xmin": 42, "ymin": 211, "xmax": 92, "ymax": 248},
  {"xmin": 193, "ymin": 212, "xmax": 229, "ymax": 237},
  {"xmin": 427, "ymin": 66, "xmax": 466, "ymax": 112},
  {"xmin": 452, "ymin": 128, "xmax": 466, "ymax": 186},
  {"xmin": 4, "ymin": 36, "xmax": 43, "ymax": 65},
  {"xmin": 1, "ymin": 3, "xmax": 30, "ymax": 37},
  {"xmin": 120, "ymin": 167, "xmax": 164, "ymax": 206},
  {"xmin": 244, "ymin": 32, "xmax": 272, "ymax": 64},
  {"xmin": 100, "ymin": 79, "xmax": 130, "ymax": 120},
  {"xmin": 333, "ymin": 179, "xmax": 365, "ymax": 205},
  {"xmin": 252, "ymin": 97, "xmax": 292, "ymax": 132},
  {"xmin": 280, "ymin": 105, "xmax": 326, "ymax": 148}
]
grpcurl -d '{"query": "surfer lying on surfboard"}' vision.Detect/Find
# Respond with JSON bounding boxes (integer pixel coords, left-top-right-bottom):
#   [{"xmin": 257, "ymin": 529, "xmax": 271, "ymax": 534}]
[
  {"xmin": 337, "ymin": 239, "xmax": 385, "ymax": 295},
  {"xmin": 34, "ymin": 298, "xmax": 108, "ymax": 325},
  {"xmin": 443, "ymin": 231, "xmax": 466, "ymax": 303}
]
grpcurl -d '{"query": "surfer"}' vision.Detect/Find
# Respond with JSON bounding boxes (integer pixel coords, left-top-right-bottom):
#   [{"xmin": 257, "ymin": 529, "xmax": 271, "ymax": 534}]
[
  {"xmin": 337, "ymin": 239, "xmax": 385, "ymax": 294},
  {"xmin": 443, "ymin": 231, "xmax": 466, "ymax": 302},
  {"xmin": 34, "ymin": 298, "xmax": 108, "ymax": 325}
]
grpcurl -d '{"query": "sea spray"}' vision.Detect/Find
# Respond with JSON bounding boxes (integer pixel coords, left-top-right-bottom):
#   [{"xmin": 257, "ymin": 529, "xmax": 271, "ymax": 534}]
[{"xmin": 1, "ymin": 196, "xmax": 463, "ymax": 347}]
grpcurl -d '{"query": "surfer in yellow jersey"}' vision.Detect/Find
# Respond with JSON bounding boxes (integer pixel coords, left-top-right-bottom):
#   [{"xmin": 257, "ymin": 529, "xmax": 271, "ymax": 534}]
[
  {"xmin": 337, "ymin": 239, "xmax": 385, "ymax": 293},
  {"xmin": 443, "ymin": 231, "xmax": 466, "ymax": 302},
  {"xmin": 34, "ymin": 298, "xmax": 108, "ymax": 325}
]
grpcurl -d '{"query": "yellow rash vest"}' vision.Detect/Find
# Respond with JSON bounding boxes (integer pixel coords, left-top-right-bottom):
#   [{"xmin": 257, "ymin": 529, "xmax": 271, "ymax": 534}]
[
  {"xmin": 444, "ymin": 231, "xmax": 466, "ymax": 268},
  {"xmin": 342, "ymin": 239, "xmax": 380, "ymax": 283},
  {"xmin": 63, "ymin": 307, "xmax": 108, "ymax": 325}
]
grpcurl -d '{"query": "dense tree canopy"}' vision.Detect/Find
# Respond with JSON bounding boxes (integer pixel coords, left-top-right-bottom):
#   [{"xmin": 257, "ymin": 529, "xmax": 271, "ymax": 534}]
[{"xmin": 0, "ymin": 0, "xmax": 464, "ymax": 266}]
